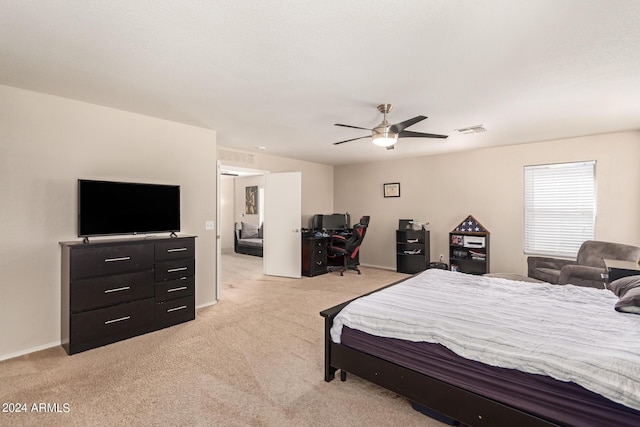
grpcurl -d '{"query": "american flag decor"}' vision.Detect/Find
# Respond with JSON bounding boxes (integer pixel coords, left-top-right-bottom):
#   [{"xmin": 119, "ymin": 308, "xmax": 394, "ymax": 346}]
[{"xmin": 453, "ymin": 215, "xmax": 489, "ymax": 234}]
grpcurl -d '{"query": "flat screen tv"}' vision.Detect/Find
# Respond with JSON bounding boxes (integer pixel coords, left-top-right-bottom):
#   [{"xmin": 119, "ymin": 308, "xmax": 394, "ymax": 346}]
[{"xmin": 78, "ymin": 179, "xmax": 180, "ymax": 237}]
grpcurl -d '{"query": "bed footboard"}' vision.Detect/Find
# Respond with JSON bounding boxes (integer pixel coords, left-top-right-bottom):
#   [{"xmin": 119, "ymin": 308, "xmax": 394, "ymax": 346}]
[{"xmin": 320, "ymin": 283, "xmax": 560, "ymax": 427}]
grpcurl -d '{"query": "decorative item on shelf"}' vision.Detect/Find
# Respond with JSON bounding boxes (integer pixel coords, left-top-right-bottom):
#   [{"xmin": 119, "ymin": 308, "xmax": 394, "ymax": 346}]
[
  {"xmin": 410, "ymin": 220, "xmax": 429, "ymax": 230},
  {"xmin": 404, "ymin": 248, "xmax": 422, "ymax": 255},
  {"xmin": 454, "ymin": 215, "xmax": 487, "ymax": 233}
]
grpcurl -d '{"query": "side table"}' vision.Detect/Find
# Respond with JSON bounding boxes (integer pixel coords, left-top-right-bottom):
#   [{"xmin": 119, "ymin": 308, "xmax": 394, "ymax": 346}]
[{"xmin": 604, "ymin": 259, "xmax": 640, "ymax": 283}]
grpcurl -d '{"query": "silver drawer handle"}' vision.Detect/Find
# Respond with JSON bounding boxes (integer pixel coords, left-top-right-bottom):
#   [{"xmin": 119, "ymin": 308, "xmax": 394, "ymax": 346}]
[
  {"xmin": 167, "ymin": 248, "xmax": 188, "ymax": 253},
  {"xmin": 105, "ymin": 316, "xmax": 130, "ymax": 324},
  {"xmin": 167, "ymin": 286, "xmax": 188, "ymax": 293},
  {"xmin": 167, "ymin": 267, "xmax": 188, "ymax": 273},
  {"xmin": 167, "ymin": 305, "xmax": 187, "ymax": 313},
  {"xmin": 104, "ymin": 286, "xmax": 130, "ymax": 294},
  {"xmin": 105, "ymin": 256, "xmax": 131, "ymax": 263}
]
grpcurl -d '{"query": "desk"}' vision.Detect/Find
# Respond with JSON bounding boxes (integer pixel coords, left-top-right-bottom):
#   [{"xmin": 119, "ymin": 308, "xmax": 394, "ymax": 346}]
[
  {"xmin": 604, "ymin": 259, "xmax": 640, "ymax": 283},
  {"xmin": 302, "ymin": 236, "xmax": 328, "ymax": 277}
]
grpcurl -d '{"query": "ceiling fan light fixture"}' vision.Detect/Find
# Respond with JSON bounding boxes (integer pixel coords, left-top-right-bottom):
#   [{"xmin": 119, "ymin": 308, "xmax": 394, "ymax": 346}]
[
  {"xmin": 372, "ymin": 123, "xmax": 398, "ymax": 147},
  {"xmin": 372, "ymin": 135, "xmax": 398, "ymax": 147}
]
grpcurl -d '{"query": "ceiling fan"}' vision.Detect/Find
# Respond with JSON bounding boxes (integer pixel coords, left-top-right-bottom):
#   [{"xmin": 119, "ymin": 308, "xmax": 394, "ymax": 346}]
[{"xmin": 334, "ymin": 104, "xmax": 448, "ymax": 150}]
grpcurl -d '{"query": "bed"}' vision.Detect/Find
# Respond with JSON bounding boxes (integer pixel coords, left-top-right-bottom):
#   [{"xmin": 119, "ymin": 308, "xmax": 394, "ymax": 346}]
[{"xmin": 320, "ymin": 269, "xmax": 640, "ymax": 427}]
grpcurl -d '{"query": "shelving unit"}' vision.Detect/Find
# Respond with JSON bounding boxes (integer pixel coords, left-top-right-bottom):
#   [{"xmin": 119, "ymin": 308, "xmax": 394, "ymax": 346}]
[
  {"xmin": 396, "ymin": 228, "xmax": 430, "ymax": 274},
  {"xmin": 449, "ymin": 215, "xmax": 490, "ymax": 275}
]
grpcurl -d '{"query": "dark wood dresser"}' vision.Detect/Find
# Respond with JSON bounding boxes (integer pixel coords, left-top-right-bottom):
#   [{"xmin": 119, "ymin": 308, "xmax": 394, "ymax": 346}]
[{"xmin": 60, "ymin": 235, "xmax": 196, "ymax": 354}]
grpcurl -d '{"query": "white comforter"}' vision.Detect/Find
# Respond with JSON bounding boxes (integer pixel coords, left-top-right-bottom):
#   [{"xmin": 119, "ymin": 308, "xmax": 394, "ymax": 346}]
[{"xmin": 330, "ymin": 269, "xmax": 640, "ymax": 410}]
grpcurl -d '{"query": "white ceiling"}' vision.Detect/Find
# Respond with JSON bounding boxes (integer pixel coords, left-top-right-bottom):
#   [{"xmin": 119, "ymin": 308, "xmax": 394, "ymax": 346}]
[{"xmin": 1, "ymin": 1, "xmax": 639, "ymax": 166}]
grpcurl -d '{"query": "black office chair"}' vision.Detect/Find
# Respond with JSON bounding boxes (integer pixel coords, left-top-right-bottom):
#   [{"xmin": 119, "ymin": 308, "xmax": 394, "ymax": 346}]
[{"xmin": 327, "ymin": 216, "xmax": 370, "ymax": 276}]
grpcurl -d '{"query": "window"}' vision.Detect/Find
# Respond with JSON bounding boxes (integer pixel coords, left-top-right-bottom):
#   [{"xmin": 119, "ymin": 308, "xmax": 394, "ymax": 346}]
[{"xmin": 524, "ymin": 161, "xmax": 596, "ymax": 257}]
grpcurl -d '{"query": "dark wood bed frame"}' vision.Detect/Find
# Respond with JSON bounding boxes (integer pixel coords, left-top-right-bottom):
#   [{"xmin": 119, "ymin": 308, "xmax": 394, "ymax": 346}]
[{"xmin": 320, "ymin": 280, "xmax": 560, "ymax": 427}]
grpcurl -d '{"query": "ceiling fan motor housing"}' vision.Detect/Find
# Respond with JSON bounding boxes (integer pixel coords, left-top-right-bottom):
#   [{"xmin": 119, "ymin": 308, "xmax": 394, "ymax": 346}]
[{"xmin": 371, "ymin": 103, "xmax": 398, "ymax": 146}]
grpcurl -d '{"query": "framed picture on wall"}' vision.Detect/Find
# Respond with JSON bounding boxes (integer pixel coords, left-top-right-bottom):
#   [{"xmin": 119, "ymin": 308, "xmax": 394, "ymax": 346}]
[
  {"xmin": 383, "ymin": 182, "xmax": 400, "ymax": 198},
  {"xmin": 245, "ymin": 186, "xmax": 258, "ymax": 214}
]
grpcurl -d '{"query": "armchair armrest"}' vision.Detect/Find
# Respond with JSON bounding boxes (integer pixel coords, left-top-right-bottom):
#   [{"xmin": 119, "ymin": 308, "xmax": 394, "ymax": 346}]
[
  {"xmin": 527, "ymin": 256, "xmax": 576, "ymax": 275},
  {"xmin": 559, "ymin": 265, "xmax": 606, "ymax": 288}
]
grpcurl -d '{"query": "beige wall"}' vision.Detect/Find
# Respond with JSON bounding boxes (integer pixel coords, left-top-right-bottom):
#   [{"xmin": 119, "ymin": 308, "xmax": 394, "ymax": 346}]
[
  {"xmin": 0, "ymin": 85, "xmax": 218, "ymax": 360},
  {"xmin": 218, "ymin": 147, "xmax": 334, "ymax": 227},
  {"xmin": 234, "ymin": 175, "xmax": 265, "ymax": 228},
  {"xmin": 334, "ymin": 131, "xmax": 640, "ymax": 273}
]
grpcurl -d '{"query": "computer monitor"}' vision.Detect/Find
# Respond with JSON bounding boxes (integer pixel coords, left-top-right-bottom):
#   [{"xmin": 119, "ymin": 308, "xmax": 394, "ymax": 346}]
[{"xmin": 322, "ymin": 214, "xmax": 348, "ymax": 231}]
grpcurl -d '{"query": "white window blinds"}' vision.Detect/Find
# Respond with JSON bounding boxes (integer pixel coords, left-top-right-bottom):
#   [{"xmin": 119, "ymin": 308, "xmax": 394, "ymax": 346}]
[{"xmin": 524, "ymin": 161, "xmax": 596, "ymax": 257}]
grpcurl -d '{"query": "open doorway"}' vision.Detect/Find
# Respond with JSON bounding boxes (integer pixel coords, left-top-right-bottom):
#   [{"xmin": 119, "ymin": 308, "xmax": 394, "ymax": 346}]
[
  {"xmin": 217, "ymin": 163, "xmax": 268, "ymax": 298},
  {"xmin": 216, "ymin": 163, "xmax": 303, "ymax": 298}
]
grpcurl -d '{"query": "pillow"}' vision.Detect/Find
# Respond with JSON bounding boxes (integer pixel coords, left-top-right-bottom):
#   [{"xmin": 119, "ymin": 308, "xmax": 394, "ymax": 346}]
[
  {"xmin": 240, "ymin": 222, "xmax": 259, "ymax": 239},
  {"xmin": 257, "ymin": 223, "xmax": 263, "ymax": 239},
  {"xmin": 608, "ymin": 275, "xmax": 640, "ymax": 314}
]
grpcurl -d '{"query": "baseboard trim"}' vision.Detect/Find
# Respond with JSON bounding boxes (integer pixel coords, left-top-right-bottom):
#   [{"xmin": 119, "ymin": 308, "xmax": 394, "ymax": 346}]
[
  {"xmin": 0, "ymin": 341, "xmax": 61, "ymax": 362},
  {"xmin": 360, "ymin": 263, "xmax": 397, "ymax": 271},
  {"xmin": 1, "ymin": 301, "xmax": 218, "ymax": 361}
]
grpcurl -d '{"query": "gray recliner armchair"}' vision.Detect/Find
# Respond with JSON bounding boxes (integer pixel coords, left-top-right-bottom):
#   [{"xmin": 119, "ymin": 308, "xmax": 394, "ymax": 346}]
[{"xmin": 527, "ymin": 240, "xmax": 640, "ymax": 288}]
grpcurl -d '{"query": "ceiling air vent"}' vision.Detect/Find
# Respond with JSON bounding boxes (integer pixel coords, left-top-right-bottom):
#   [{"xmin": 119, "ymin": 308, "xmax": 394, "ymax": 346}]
[{"xmin": 456, "ymin": 125, "xmax": 486, "ymax": 134}]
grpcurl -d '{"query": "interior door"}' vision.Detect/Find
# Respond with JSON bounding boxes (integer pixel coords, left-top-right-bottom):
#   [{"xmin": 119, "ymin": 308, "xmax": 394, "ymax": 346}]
[{"xmin": 264, "ymin": 172, "xmax": 301, "ymax": 278}]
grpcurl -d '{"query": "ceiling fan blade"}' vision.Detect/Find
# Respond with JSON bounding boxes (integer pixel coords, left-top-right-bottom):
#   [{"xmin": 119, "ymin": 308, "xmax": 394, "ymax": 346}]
[
  {"xmin": 334, "ymin": 123, "xmax": 372, "ymax": 131},
  {"xmin": 333, "ymin": 135, "xmax": 370, "ymax": 145},
  {"xmin": 398, "ymin": 130, "xmax": 448, "ymax": 139},
  {"xmin": 390, "ymin": 115, "xmax": 427, "ymax": 133}
]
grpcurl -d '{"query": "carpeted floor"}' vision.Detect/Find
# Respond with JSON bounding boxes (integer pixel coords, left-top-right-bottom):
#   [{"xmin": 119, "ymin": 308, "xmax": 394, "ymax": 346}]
[{"xmin": 0, "ymin": 252, "xmax": 446, "ymax": 426}]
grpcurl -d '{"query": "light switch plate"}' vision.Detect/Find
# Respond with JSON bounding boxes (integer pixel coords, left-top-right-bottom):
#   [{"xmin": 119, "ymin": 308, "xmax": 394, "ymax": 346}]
[{"xmin": 205, "ymin": 220, "xmax": 214, "ymax": 230}]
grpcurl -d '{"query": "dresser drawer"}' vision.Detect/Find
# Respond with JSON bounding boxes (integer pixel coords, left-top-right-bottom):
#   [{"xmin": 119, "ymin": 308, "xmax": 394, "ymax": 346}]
[
  {"xmin": 155, "ymin": 238, "xmax": 195, "ymax": 262},
  {"xmin": 155, "ymin": 258, "xmax": 195, "ymax": 282},
  {"xmin": 70, "ymin": 271, "xmax": 154, "ymax": 313},
  {"xmin": 155, "ymin": 276, "xmax": 195, "ymax": 302},
  {"xmin": 70, "ymin": 298, "xmax": 154, "ymax": 344},
  {"xmin": 155, "ymin": 295, "xmax": 195, "ymax": 327},
  {"xmin": 310, "ymin": 257, "xmax": 326, "ymax": 273},
  {"xmin": 70, "ymin": 243, "xmax": 154, "ymax": 279},
  {"xmin": 311, "ymin": 247, "xmax": 326, "ymax": 262}
]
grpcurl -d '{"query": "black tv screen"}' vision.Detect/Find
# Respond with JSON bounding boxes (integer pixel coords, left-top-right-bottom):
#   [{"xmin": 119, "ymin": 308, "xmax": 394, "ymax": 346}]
[{"xmin": 78, "ymin": 179, "xmax": 180, "ymax": 237}]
